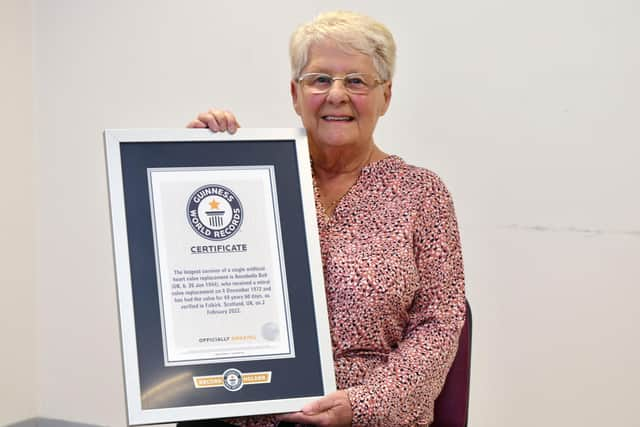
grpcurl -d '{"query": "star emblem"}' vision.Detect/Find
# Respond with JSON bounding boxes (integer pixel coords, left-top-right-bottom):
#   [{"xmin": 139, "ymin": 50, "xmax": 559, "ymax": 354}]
[{"xmin": 209, "ymin": 198, "xmax": 220, "ymax": 209}]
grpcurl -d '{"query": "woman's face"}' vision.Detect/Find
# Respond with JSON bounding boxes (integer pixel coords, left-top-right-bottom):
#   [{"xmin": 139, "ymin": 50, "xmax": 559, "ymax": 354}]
[{"xmin": 290, "ymin": 40, "xmax": 391, "ymax": 154}]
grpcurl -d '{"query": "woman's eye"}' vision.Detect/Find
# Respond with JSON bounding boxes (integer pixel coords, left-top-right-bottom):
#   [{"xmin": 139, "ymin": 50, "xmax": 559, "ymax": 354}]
[
  {"xmin": 346, "ymin": 76, "xmax": 366, "ymax": 86},
  {"xmin": 314, "ymin": 75, "xmax": 332, "ymax": 85}
]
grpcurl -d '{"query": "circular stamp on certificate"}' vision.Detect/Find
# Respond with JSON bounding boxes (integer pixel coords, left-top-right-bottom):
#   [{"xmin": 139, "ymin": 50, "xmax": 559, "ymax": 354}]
[{"xmin": 261, "ymin": 322, "xmax": 280, "ymax": 341}]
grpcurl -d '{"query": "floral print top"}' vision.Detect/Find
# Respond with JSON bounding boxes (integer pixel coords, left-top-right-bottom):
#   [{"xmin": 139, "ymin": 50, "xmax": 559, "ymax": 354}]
[
  {"xmin": 315, "ymin": 155, "xmax": 466, "ymax": 426},
  {"xmin": 229, "ymin": 155, "xmax": 466, "ymax": 426}
]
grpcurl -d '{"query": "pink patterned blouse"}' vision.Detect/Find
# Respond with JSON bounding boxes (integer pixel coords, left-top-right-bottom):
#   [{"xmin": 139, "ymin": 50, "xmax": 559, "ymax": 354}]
[{"xmin": 235, "ymin": 155, "xmax": 466, "ymax": 426}]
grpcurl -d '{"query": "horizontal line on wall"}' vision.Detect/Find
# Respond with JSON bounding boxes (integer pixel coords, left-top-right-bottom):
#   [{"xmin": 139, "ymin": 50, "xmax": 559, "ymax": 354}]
[{"xmin": 499, "ymin": 224, "xmax": 640, "ymax": 237}]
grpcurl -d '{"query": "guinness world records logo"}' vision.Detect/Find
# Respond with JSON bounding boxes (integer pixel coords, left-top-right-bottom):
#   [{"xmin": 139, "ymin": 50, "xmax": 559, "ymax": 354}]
[
  {"xmin": 187, "ymin": 184, "xmax": 243, "ymax": 240},
  {"xmin": 222, "ymin": 368, "xmax": 243, "ymax": 391}
]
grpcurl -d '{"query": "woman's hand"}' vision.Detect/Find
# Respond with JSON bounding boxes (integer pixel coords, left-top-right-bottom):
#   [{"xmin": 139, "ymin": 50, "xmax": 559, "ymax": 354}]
[
  {"xmin": 186, "ymin": 109, "xmax": 240, "ymax": 134},
  {"xmin": 277, "ymin": 390, "xmax": 353, "ymax": 427}
]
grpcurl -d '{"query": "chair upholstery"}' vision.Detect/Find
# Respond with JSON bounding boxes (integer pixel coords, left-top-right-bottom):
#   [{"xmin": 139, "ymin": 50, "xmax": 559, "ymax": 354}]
[{"xmin": 431, "ymin": 299, "xmax": 472, "ymax": 427}]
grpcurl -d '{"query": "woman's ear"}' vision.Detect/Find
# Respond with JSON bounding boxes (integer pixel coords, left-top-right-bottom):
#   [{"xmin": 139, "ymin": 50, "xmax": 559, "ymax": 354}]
[
  {"xmin": 291, "ymin": 80, "xmax": 302, "ymax": 116},
  {"xmin": 380, "ymin": 81, "xmax": 392, "ymax": 116}
]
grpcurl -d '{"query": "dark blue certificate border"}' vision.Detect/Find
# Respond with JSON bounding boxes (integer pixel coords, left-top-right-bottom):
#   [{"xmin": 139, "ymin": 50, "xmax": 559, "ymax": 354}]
[{"xmin": 119, "ymin": 140, "xmax": 325, "ymax": 410}]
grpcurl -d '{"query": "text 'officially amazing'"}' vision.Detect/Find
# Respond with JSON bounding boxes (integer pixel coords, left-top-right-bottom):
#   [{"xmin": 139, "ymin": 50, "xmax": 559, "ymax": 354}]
[{"xmin": 190, "ymin": 243, "xmax": 248, "ymax": 254}]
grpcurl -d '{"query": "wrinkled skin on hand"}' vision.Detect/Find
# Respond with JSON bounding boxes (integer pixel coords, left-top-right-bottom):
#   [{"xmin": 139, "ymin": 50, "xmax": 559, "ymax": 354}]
[
  {"xmin": 277, "ymin": 390, "xmax": 353, "ymax": 427},
  {"xmin": 187, "ymin": 109, "xmax": 241, "ymax": 134}
]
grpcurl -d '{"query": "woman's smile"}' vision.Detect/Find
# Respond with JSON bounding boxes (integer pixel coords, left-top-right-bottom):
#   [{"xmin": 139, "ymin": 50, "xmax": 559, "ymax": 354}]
[{"xmin": 322, "ymin": 115, "xmax": 354, "ymax": 122}]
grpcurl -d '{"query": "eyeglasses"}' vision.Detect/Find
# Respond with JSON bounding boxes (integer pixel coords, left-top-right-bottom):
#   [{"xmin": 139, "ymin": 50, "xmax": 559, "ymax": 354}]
[{"xmin": 297, "ymin": 73, "xmax": 385, "ymax": 95}]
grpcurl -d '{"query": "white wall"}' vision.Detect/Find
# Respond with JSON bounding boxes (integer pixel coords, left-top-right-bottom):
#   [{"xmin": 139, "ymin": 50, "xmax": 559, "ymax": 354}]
[
  {"xmin": 25, "ymin": 0, "xmax": 640, "ymax": 426},
  {"xmin": 0, "ymin": 0, "xmax": 37, "ymax": 425}
]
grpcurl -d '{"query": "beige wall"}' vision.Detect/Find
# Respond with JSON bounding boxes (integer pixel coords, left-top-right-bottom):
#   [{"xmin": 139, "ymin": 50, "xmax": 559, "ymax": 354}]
[
  {"xmin": 4, "ymin": 0, "xmax": 639, "ymax": 426},
  {"xmin": 0, "ymin": 0, "xmax": 37, "ymax": 425}
]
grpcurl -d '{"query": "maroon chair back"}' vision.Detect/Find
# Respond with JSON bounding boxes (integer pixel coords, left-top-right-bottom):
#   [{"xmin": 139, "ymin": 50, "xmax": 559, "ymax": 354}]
[{"xmin": 431, "ymin": 299, "xmax": 472, "ymax": 427}]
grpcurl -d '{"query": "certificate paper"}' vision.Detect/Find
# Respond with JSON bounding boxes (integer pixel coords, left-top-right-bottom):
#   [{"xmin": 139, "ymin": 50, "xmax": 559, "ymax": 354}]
[
  {"xmin": 104, "ymin": 129, "xmax": 335, "ymax": 425},
  {"xmin": 149, "ymin": 166, "xmax": 294, "ymax": 365}
]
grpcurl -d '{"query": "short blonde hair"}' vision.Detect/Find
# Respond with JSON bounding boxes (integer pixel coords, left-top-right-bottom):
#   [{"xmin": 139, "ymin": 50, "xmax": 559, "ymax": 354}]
[{"xmin": 289, "ymin": 11, "xmax": 396, "ymax": 82}]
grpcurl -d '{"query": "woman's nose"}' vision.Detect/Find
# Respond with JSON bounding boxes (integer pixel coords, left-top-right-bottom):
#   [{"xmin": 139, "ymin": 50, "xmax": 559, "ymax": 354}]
[{"xmin": 325, "ymin": 79, "xmax": 349, "ymax": 103}]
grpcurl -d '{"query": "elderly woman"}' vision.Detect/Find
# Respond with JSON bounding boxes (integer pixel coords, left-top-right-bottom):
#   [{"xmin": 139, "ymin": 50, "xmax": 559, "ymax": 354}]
[{"xmin": 184, "ymin": 10, "xmax": 466, "ymax": 427}]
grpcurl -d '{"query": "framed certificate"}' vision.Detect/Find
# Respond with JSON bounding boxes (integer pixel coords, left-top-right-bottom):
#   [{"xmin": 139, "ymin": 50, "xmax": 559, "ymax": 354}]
[{"xmin": 104, "ymin": 129, "xmax": 335, "ymax": 425}]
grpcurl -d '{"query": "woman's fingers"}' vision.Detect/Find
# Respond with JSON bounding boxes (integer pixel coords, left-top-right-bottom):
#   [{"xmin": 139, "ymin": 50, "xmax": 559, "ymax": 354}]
[
  {"xmin": 186, "ymin": 119, "xmax": 206, "ymax": 128},
  {"xmin": 223, "ymin": 110, "xmax": 239, "ymax": 134},
  {"xmin": 196, "ymin": 111, "xmax": 221, "ymax": 131},
  {"xmin": 190, "ymin": 109, "xmax": 240, "ymax": 133},
  {"xmin": 278, "ymin": 391, "xmax": 352, "ymax": 427}
]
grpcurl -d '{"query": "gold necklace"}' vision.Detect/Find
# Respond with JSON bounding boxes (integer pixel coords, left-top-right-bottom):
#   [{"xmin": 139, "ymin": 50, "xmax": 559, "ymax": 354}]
[
  {"xmin": 313, "ymin": 148, "xmax": 375, "ymax": 216},
  {"xmin": 317, "ymin": 177, "xmax": 357, "ymax": 217}
]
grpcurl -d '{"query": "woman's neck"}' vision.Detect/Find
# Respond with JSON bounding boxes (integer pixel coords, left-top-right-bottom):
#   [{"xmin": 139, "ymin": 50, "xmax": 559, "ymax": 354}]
[
  {"xmin": 310, "ymin": 142, "xmax": 386, "ymax": 181},
  {"xmin": 310, "ymin": 142, "xmax": 388, "ymax": 217}
]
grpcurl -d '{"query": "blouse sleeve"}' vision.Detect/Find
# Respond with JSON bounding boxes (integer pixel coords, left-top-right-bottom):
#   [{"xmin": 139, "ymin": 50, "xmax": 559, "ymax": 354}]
[{"xmin": 345, "ymin": 176, "xmax": 466, "ymax": 426}]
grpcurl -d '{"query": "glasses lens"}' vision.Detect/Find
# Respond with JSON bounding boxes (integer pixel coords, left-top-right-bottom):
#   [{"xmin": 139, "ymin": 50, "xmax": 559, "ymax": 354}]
[
  {"xmin": 344, "ymin": 74, "xmax": 372, "ymax": 94},
  {"xmin": 301, "ymin": 74, "xmax": 332, "ymax": 93}
]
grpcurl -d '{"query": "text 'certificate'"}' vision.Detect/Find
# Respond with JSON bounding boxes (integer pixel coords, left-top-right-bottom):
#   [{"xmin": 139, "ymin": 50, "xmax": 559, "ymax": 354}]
[{"xmin": 148, "ymin": 166, "xmax": 294, "ymax": 366}]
